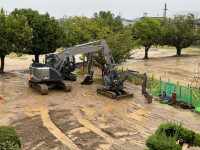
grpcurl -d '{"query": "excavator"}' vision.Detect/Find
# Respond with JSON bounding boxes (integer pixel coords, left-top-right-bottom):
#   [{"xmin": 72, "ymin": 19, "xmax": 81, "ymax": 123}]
[
  {"xmin": 29, "ymin": 40, "xmax": 103, "ymax": 94},
  {"xmin": 29, "ymin": 39, "xmax": 152, "ymax": 102},
  {"xmin": 81, "ymin": 40, "xmax": 152, "ymax": 102}
]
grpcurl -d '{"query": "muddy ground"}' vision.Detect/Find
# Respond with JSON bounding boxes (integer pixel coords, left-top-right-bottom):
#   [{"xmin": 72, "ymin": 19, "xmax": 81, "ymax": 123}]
[{"xmin": 0, "ymin": 48, "xmax": 200, "ymax": 150}]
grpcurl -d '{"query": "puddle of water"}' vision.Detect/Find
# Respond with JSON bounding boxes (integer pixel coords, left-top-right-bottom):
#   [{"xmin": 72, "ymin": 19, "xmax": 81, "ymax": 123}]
[{"xmin": 126, "ymin": 59, "xmax": 142, "ymax": 63}]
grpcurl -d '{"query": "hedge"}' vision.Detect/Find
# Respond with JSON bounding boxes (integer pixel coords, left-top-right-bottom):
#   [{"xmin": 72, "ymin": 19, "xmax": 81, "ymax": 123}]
[
  {"xmin": 146, "ymin": 122, "xmax": 200, "ymax": 150},
  {"xmin": 0, "ymin": 126, "xmax": 21, "ymax": 150}
]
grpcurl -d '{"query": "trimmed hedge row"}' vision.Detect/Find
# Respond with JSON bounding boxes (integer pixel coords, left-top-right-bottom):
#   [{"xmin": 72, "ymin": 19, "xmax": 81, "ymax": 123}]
[
  {"xmin": 146, "ymin": 122, "xmax": 200, "ymax": 150},
  {"xmin": 0, "ymin": 126, "xmax": 21, "ymax": 150}
]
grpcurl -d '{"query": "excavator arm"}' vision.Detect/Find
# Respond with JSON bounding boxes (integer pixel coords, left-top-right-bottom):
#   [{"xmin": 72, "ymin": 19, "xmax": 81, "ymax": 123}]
[
  {"xmin": 115, "ymin": 70, "xmax": 147, "ymax": 95},
  {"xmin": 45, "ymin": 40, "xmax": 104, "ymax": 81}
]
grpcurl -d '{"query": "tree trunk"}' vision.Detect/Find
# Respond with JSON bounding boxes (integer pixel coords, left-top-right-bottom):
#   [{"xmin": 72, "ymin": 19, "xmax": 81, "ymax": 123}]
[
  {"xmin": 0, "ymin": 55, "xmax": 5, "ymax": 73},
  {"xmin": 35, "ymin": 54, "xmax": 39, "ymax": 63},
  {"xmin": 176, "ymin": 47, "xmax": 182, "ymax": 55},
  {"xmin": 144, "ymin": 46, "xmax": 150, "ymax": 59}
]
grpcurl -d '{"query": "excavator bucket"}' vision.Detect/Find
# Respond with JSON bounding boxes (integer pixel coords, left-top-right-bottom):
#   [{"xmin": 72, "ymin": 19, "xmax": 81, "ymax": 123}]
[
  {"xmin": 81, "ymin": 76, "xmax": 93, "ymax": 85},
  {"xmin": 144, "ymin": 93, "xmax": 153, "ymax": 103}
]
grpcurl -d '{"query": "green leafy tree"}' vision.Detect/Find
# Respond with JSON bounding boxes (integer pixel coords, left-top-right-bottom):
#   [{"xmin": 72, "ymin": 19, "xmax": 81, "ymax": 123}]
[
  {"xmin": 94, "ymin": 29, "xmax": 134, "ymax": 69},
  {"xmin": 62, "ymin": 11, "xmax": 132, "ymax": 68},
  {"xmin": 92, "ymin": 11, "xmax": 123, "ymax": 33},
  {"xmin": 162, "ymin": 14, "xmax": 196, "ymax": 55},
  {"xmin": 0, "ymin": 8, "xmax": 32, "ymax": 73},
  {"xmin": 196, "ymin": 26, "xmax": 200, "ymax": 45},
  {"xmin": 132, "ymin": 17, "xmax": 161, "ymax": 59},
  {"xmin": 12, "ymin": 8, "xmax": 67, "ymax": 62},
  {"xmin": 63, "ymin": 16, "xmax": 100, "ymax": 45}
]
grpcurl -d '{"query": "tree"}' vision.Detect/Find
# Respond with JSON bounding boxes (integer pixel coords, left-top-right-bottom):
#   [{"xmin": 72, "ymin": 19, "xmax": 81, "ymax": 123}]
[
  {"xmin": 94, "ymin": 28, "xmax": 134, "ymax": 69},
  {"xmin": 132, "ymin": 17, "xmax": 161, "ymax": 59},
  {"xmin": 92, "ymin": 11, "xmax": 123, "ymax": 33},
  {"xmin": 12, "ymin": 8, "xmax": 67, "ymax": 62},
  {"xmin": 197, "ymin": 27, "xmax": 200, "ymax": 44},
  {"xmin": 162, "ymin": 14, "xmax": 196, "ymax": 55},
  {"xmin": 63, "ymin": 16, "xmax": 100, "ymax": 45},
  {"xmin": 0, "ymin": 8, "xmax": 32, "ymax": 73},
  {"xmin": 62, "ymin": 11, "xmax": 132, "ymax": 68}
]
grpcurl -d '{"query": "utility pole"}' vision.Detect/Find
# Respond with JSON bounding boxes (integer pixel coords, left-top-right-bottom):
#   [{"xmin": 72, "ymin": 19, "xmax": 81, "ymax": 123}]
[{"xmin": 163, "ymin": 3, "xmax": 168, "ymax": 19}]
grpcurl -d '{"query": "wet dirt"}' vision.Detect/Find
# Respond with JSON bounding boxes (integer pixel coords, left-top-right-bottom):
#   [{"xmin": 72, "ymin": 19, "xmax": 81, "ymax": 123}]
[
  {"xmin": 123, "ymin": 48, "xmax": 200, "ymax": 86},
  {"xmin": 0, "ymin": 49, "xmax": 200, "ymax": 150}
]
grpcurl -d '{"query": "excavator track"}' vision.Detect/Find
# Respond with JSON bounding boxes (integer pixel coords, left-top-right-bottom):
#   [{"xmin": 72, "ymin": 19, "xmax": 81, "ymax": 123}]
[
  {"xmin": 97, "ymin": 89, "xmax": 117, "ymax": 99},
  {"xmin": 97, "ymin": 89, "xmax": 134, "ymax": 99},
  {"xmin": 116, "ymin": 93, "xmax": 133, "ymax": 100},
  {"xmin": 29, "ymin": 81, "xmax": 48, "ymax": 95},
  {"xmin": 60, "ymin": 81, "xmax": 72, "ymax": 92}
]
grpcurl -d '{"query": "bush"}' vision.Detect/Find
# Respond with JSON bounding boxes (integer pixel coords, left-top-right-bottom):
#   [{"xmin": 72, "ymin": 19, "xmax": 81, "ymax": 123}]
[
  {"xmin": 146, "ymin": 132, "xmax": 181, "ymax": 150},
  {"xmin": 0, "ymin": 126, "xmax": 21, "ymax": 150},
  {"xmin": 146, "ymin": 122, "xmax": 200, "ymax": 150}
]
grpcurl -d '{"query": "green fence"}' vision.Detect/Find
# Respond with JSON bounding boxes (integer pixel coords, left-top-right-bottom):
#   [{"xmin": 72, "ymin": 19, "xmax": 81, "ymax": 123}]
[{"xmin": 150, "ymin": 81, "xmax": 200, "ymax": 106}]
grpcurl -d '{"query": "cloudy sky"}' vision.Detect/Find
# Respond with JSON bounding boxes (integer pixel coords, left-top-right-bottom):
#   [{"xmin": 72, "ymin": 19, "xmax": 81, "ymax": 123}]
[{"xmin": 1, "ymin": 0, "xmax": 200, "ymax": 19}]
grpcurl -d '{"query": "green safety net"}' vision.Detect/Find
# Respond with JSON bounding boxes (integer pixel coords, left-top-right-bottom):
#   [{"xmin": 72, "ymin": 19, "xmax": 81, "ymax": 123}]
[
  {"xmin": 150, "ymin": 81, "xmax": 161, "ymax": 95},
  {"xmin": 150, "ymin": 81, "xmax": 200, "ymax": 106},
  {"xmin": 191, "ymin": 89, "xmax": 200, "ymax": 106}
]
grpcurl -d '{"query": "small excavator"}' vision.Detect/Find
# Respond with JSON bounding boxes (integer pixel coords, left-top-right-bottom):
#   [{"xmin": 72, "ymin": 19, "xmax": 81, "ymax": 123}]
[
  {"xmin": 81, "ymin": 40, "xmax": 152, "ymax": 102},
  {"xmin": 29, "ymin": 39, "xmax": 152, "ymax": 102}
]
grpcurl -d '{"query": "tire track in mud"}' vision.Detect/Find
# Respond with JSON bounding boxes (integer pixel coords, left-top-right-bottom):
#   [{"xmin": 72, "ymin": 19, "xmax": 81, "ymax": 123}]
[
  {"xmin": 67, "ymin": 85, "xmax": 152, "ymax": 149},
  {"xmin": 25, "ymin": 99, "xmax": 80, "ymax": 150},
  {"xmin": 71, "ymin": 108, "xmax": 115, "ymax": 143},
  {"xmin": 40, "ymin": 106, "xmax": 80, "ymax": 150},
  {"xmin": 71, "ymin": 108, "xmax": 147, "ymax": 149},
  {"xmin": 69, "ymin": 95, "xmax": 148, "ymax": 149}
]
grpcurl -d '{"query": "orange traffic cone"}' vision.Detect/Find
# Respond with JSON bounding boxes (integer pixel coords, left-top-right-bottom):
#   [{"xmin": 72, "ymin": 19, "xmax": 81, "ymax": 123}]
[
  {"xmin": 81, "ymin": 65, "xmax": 84, "ymax": 71},
  {"xmin": 12, "ymin": 70, "xmax": 15, "ymax": 77}
]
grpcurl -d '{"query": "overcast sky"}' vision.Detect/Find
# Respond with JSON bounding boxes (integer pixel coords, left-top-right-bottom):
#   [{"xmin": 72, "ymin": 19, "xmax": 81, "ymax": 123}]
[{"xmin": 1, "ymin": 0, "xmax": 200, "ymax": 19}]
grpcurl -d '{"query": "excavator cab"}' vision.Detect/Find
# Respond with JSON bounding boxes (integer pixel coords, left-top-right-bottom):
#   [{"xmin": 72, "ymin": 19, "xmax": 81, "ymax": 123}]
[{"xmin": 66, "ymin": 55, "xmax": 76, "ymax": 73}]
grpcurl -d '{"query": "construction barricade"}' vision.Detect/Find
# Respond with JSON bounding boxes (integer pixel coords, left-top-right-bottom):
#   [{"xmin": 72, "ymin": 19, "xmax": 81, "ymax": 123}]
[{"xmin": 150, "ymin": 81, "xmax": 200, "ymax": 106}]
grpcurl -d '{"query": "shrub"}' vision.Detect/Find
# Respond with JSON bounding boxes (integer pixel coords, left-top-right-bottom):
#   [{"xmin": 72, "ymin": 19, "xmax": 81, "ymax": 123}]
[
  {"xmin": 146, "ymin": 122, "xmax": 200, "ymax": 150},
  {"xmin": 0, "ymin": 126, "xmax": 21, "ymax": 150},
  {"xmin": 146, "ymin": 132, "xmax": 181, "ymax": 150}
]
